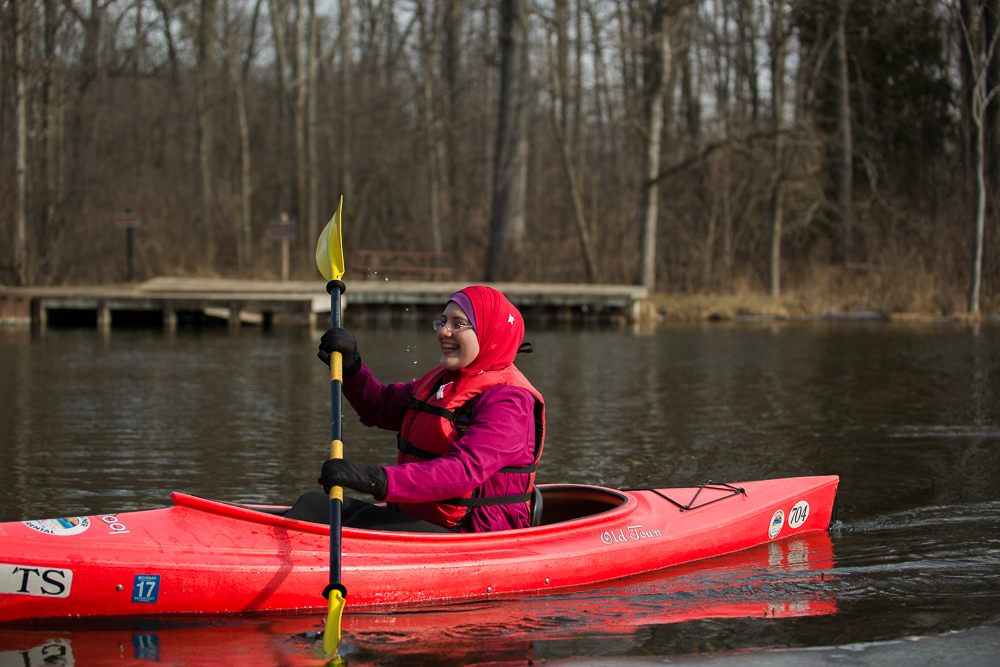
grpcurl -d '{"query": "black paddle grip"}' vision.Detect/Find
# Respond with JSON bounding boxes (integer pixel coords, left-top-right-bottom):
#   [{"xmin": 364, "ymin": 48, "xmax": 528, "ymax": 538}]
[{"xmin": 326, "ymin": 280, "xmax": 347, "ymax": 296}]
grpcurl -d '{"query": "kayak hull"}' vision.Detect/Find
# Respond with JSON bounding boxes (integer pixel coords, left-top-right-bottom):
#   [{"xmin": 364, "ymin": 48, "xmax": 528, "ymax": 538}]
[{"xmin": 0, "ymin": 476, "xmax": 838, "ymax": 623}]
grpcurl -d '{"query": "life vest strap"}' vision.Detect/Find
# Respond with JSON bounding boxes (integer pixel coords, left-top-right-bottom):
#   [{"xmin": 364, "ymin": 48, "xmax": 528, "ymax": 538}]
[
  {"xmin": 398, "ymin": 435, "xmax": 537, "ymax": 474},
  {"xmin": 405, "ymin": 395, "xmax": 456, "ymax": 420},
  {"xmin": 397, "ymin": 434, "xmax": 441, "ymax": 462},
  {"xmin": 438, "ymin": 492, "xmax": 533, "ymax": 507},
  {"xmin": 498, "ymin": 463, "xmax": 538, "ymax": 474}
]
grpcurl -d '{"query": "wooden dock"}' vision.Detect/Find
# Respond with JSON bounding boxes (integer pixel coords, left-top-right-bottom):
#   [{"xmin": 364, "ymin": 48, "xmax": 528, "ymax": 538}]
[{"xmin": 0, "ymin": 278, "xmax": 648, "ymax": 329}]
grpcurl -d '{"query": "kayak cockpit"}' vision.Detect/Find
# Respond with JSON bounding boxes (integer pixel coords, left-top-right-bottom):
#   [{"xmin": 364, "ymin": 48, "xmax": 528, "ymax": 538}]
[
  {"xmin": 534, "ymin": 485, "xmax": 628, "ymax": 525},
  {"xmin": 194, "ymin": 484, "xmax": 630, "ymax": 530}
]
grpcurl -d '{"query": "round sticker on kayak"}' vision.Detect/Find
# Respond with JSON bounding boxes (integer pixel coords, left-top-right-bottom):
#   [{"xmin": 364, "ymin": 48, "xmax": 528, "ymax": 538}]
[
  {"xmin": 788, "ymin": 500, "xmax": 810, "ymax": 529},
  {"xmin": 768, "ymin": 509, "xmax": 784, "ymax": 539},
  {"xmin": 22, "ymin": 516, "xmax": 91, "ymax": 536}
]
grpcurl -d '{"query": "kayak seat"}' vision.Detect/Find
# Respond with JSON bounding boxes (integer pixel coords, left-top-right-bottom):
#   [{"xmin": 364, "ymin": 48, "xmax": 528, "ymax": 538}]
[{"xmin": 530, "ymin": 486, "xmax": 543, "ymax": 527}]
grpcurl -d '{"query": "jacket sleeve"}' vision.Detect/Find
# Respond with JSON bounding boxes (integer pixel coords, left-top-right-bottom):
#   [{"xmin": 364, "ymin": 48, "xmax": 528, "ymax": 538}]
[
  {"xmin": 341, "ymin": 363, "xmax": 417, "ymax": 432},
  {"xmin": 382, "ymin": 384, "xmax": 536, "ymax": 503}
]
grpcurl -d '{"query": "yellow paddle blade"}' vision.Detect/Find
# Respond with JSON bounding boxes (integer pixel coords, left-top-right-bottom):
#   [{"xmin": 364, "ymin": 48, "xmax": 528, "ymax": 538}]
[
  {"xmin": 316, "ymin": 195, "xmax": 345, "ymax": 281},
  {"xmin": 322, "ymin": 588, "xmax": 346, "ymax": 656}
]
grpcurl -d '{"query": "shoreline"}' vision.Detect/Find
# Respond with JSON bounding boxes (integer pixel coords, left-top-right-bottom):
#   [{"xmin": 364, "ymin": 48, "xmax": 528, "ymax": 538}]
[{"xmin": 642, "ymin": 293, "xmax": 1000, "ymax": 324}]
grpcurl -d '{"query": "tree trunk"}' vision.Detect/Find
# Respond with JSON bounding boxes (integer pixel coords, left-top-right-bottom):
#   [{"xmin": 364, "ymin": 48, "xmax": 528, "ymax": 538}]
[
  {"xmin": 228, "ymin": 50, "xmax": 253, "ymax": 272},
  {"xmin": 442, "ymin": 0, "xmax": 464, "ymax": 260},
  {"xmin": 679, "ymin": 26, "xmax": 698, "ymax": 139},
  {"xmin": 835, "ymin": 0, "xmax": 853, "ymax": 264},
  {"xmin": 197, "ymin": 0, "xmax": 218, "ymax": 269},
  {"xmin": 339, "ymin": 0, "xmax": 353, "ymax": 205},
  {"xmin": 14, "ymin": 0, "xmax": 29, "ymax": 285},
  {"xmin": 487, "ymin": 0, "xmax": 531, "ymax": 281},
  {"xmin": 722, "ymin": 147, "xmax": 733, "ymax": 284},
  {"xmin": 970, "ymin": 110, "xmax": 986, "ymax": 313},
  {"xmin": 268, "ymin": 0, "xmax": 293, "ymax": 219},
  {"xmin": 418, "ymin": 0, "xmax": 444, "ymax": 255},
  {"xmin": 44, "ymin": 0, "xmax": 62, "ymax": 249},
  {"xmin": 703, "ymin": 159, "xmax": 720, "ymax": 289},
  {"xmin": 307, "ymin": 0, "xmax": 319, "ymax": 245},
  {"xmin": 769, "ymin": 0, "xmax": 786, "ymax": 298},
  {"xmin": 295, "ymin": 0, "xmax": 308, "ymax": 249},
  {"xmin": 985, "ymin": 0, "xmax": 1000, "ymax": 197},
  {"xmin": 638, "ymin": 0, "xmax": 675, "ymax": 291},
  {"xmin": 548, "ymin": 32, "xmax": 598, "ymax": 282}
]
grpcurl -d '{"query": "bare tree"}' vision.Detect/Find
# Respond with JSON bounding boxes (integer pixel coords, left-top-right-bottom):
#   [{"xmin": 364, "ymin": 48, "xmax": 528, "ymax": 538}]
[
  {"xmin": 43, "ymin": 0, "xmax": 65, "ymax": 254},
  {"xmin": 958, "ymin": 0, "xmax": 1000, "ymax": 313},
  {"xmin": 307, "ymin": 0, "xmax": 318, "ymax": 243},
  {"xmin": 196, "ymin": 0, "xmax": 219, "ymax": 268},
  {"xmin": 337, "ymin": 0, "xmax": 353, "ymax": 203},
  {"xmin": 638, "ymin": 0, "xmax": 689, "ymax": 290},
  {"xmin": 417, "ymin": 0, "xmax": 446, "ymax": 255},
  {"xmin": 835, "ymin": 0, "xmax": 852, "ymax": 264},
  {"xmin": 487, "ymin": 0, "xmax": 531, "ymax": 281},
  {"xmin": 13, "ymin": 0, "xmax": 29, "ymax": 284},
  {"xmin": 769, "ymin": 0, "xmax": 788, "ymax": 297},
  {"xmin": 222, "ymin": 0, "xmax": 260, "ymax": 271},
  {"xmin": 545, "ymin": 2, "xmax": 599, "ymax": 282},
  {"xmin": 268, "ymin": 0, "xmax": 293, "ymax": 218}
]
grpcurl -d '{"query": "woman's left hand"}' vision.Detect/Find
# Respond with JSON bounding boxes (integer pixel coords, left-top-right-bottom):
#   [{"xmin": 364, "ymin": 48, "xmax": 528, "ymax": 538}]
[{"xmin": 320, "ymin": 459, "xmax": 388, "ymax": 500}]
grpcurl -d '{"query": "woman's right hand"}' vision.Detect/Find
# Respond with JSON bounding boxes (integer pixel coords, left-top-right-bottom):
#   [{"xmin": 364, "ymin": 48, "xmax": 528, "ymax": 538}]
[{"xmin": 318, "ymin": 327, "xmax": 363, "ymax": 376}]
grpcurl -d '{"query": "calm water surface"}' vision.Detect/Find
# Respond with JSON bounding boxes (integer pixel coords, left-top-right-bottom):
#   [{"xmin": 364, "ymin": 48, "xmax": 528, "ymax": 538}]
[{"xmin": 1, "ymin": 319, "xmax": 999, "ymax": 665}]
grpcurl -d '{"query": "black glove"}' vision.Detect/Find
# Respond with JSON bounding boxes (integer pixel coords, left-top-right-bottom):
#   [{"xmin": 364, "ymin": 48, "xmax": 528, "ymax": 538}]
[
  {"xmin": 319, "ymin": 459, "xmax": 388, "ymax": 500},
  {"xmin": 318, "ymin": 327, "xmax": 362, "ymax": 376}
]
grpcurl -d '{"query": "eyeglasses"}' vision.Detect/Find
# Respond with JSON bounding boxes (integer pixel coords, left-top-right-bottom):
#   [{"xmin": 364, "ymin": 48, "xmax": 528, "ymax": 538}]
[{"xmin": 433, "ymin": 319, "xmax": 474, "ymax": 333}]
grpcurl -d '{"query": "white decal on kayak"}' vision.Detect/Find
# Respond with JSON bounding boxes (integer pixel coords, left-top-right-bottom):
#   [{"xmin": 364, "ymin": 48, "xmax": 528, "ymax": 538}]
[
  {"xmin": 100, "ymin": 514, "xmax": 130, "ymax": 535},
  {"xmin": 0, "ymin": 562, "xmax": 73, "ymax": 598},
  {"xmin": 788, "ymin": 501, "xmax": 810, "ymax": 529},
  {"xmin": 768, "ymin": 509, "xmax": 784, "ymax": 539},
  {"xmin": 600, "ymin": 525, "xmax": 663, "ymax": 545},
  {"xmin": 0, "ymin": 638, "xmax": 74, "ymax": 667},
  {"xmin": 22, "ymin": 516, "xmax": 90, "ymax": 536}
]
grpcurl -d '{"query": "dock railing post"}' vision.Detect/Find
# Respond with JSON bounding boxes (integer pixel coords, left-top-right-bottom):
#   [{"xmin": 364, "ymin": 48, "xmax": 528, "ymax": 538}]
[
  {"xmin": 31, "ymin": 298, "xmax": 46, "ymax": 329},
  {"xmin": 162, "ymin": 301, "xmax": 177, "ymax": 332},
  {"xmin": 228, "ymin": 301, "xmax": 240, "ymax": 329},
  {"xmin": 97, "ymin": 300, "xmax": 111, "ymax": 330}
]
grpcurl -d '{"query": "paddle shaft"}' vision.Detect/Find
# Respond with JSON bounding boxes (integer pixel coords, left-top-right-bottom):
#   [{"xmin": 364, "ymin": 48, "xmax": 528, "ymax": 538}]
[{"xmin": 328, "ymin": 282, "xmax": 344, "ymax": 593}]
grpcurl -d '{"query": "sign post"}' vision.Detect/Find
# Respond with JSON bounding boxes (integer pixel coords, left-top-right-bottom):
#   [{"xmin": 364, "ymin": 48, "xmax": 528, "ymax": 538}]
[
  {"xmin": 115, "ymin": 210, "xmax": 142, "ymax": 282},
  {"xmin": 267, "ymin": 214, "xmax": 297, "ymax": 281}
]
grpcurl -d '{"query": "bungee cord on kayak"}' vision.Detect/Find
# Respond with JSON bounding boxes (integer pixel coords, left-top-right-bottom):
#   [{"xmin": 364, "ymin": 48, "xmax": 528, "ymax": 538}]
[{"xmin": 621, "ymin": 482, "xmax": 748, "ymax": 512}]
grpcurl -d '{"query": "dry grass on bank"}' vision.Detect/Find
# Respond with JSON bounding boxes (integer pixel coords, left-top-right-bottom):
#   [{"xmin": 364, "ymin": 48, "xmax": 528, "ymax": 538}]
[{"xmin": 644, "ymin": 265, "xmax": 997, "ymax": 322}]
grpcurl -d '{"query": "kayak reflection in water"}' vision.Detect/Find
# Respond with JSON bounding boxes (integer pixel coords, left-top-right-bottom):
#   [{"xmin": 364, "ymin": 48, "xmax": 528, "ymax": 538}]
[{"xmin": 285, "ymin": 286, "xmax": 545, "ymax": 534}]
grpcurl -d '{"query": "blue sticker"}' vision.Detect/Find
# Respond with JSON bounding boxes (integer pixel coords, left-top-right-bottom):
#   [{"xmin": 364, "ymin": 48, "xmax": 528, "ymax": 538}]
[{"xmin": 132, "ymin": 574, "xmax": 160, "ymax": 603}]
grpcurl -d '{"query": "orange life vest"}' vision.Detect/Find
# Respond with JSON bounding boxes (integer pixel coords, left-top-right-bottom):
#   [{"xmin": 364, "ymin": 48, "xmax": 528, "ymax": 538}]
[{"xmin": 393, "ymin": 364, "xmax": 545, "ymax": 529}]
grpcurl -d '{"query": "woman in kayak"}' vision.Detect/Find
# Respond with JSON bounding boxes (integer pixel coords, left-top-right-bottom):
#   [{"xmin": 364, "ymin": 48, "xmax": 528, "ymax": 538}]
[{"xmin": 285, "ymin": 285, "xmax": 544, "ymax": 533}]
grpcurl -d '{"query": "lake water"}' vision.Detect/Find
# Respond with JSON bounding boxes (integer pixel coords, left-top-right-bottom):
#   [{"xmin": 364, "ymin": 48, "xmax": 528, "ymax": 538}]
[{"xmin": 1, "ymin": 318, "xmax": 999, "ymax": 665}]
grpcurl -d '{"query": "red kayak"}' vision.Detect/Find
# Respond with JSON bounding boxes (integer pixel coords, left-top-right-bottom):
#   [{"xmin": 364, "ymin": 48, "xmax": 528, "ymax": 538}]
[{"xmin": 0, "ymin": 476, "xmax": 838, "ymax": 623}]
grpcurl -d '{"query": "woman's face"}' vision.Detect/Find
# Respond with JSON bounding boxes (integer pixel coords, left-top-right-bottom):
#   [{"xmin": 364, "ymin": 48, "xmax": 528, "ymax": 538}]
[{"xmin": 438, "ymin": 301, "xmax": 480, "ymax": 372}]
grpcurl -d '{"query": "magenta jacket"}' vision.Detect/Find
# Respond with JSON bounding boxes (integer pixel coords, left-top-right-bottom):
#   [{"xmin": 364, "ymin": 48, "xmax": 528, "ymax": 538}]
[{"xmin": 342, "ymin": 363, "xmax": 537, "ymax": 533}]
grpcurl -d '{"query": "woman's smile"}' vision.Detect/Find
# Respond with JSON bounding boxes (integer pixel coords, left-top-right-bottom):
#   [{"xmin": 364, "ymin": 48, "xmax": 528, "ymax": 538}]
[{"xmin": 438, "ymin": 302, "xmax": 480, "ymax": 371}]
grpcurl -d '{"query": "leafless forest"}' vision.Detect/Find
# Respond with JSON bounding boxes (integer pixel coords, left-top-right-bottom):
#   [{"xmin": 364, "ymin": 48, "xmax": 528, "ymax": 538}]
[{"xmin": 1, "ymin": 0, "xmax": 998, "ymax": 312}]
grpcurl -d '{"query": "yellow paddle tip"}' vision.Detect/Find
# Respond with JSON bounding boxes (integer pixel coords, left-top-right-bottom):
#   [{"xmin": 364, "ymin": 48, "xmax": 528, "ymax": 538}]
[{"xmin": 322, "ymin": 588, "xmax": 346, "ymax": 657}]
